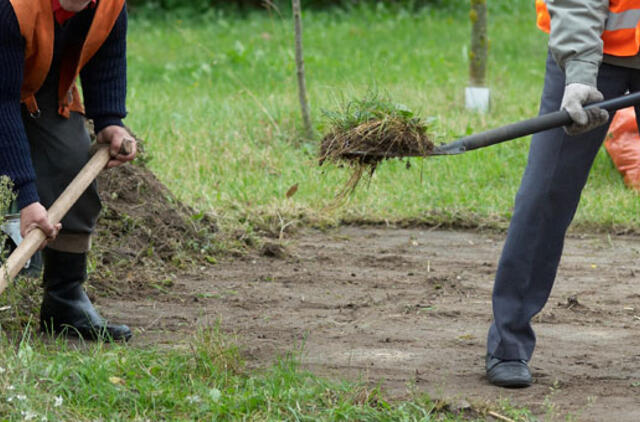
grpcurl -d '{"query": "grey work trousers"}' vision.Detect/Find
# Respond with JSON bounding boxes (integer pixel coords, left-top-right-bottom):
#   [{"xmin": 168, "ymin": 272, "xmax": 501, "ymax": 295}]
[
  {"xmin": 21, "ymin": 96, "xmax": 101, "ymax": 253},
  {"xmin": 487, "ymin": 51, "xmax": 640, "ymax": 361}
]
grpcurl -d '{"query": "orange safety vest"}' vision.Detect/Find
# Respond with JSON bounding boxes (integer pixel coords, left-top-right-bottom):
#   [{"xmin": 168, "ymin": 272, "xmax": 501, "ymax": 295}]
[
  {"xmin": 9, "ymin": 0, "xmax": 125, "ymax": 118},
  {"xmin": 536, "ymin": 0, "xmax": 640, "ymax": 57}
]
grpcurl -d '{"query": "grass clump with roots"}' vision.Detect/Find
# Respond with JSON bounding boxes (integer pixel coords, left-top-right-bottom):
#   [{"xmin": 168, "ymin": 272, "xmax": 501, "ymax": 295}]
[{"xmin": 319, "ymin": 94, "xmax": 434, "ymax": 198}]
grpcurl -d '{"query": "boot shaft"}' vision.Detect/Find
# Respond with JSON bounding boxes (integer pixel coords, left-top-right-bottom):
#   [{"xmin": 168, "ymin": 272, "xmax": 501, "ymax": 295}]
[{"xmin": 42, "ymin": 248, "xmax": 87, "ymax": 290}]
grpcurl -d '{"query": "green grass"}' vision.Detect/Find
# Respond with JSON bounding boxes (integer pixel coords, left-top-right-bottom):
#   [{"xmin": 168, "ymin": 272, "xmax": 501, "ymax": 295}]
[
  {"xmin": 0, "ymin": 326, "xmax": 529, "ymax": 421},
  {"xmin": 321, "ymin": 93, "xmax": 424, "ymax": 132},
  {"xmin": 125, "ymin": 0, "xmax": 640, "ymax": 234}
]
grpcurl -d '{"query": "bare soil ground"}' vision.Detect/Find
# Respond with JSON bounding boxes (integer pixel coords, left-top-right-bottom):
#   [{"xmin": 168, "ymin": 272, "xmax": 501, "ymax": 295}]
[{"xmin": 102, "ymin": 226, "xmax": 640, "ymax": 421}]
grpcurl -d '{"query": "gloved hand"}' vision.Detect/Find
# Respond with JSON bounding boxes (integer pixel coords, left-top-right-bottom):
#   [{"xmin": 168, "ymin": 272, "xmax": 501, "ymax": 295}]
[{"xmin": 561, "ymin": 83, "xmax": 609, "ymax": 136}]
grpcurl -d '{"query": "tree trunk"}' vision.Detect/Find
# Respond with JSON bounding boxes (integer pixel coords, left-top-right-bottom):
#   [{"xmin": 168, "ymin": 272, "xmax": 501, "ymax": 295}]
[
  {"xmin": 469, "ymin": 0, "xmax": 488, "ymax": 87},
  {"xmin": 292, "ymin": 0, "xmax": 313, "ymax": 139}
]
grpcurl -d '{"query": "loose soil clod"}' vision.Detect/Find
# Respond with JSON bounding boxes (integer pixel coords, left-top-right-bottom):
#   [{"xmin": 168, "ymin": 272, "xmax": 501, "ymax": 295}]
[
  {"xmin": 319, "ymin": 96, "xmax": 434, "ymax": 198},
  {"xmin": 260, "ymin": 241, "xmax": 289, "ymax": 259},
  {"xmin": 320, "ymin": 117, "xmax": 434, "ymax": 166}
]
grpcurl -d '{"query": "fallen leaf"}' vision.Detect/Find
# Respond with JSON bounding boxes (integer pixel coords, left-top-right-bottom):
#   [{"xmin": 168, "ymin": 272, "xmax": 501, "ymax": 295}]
[
  {"xmin": 109, "ymin": 376, "xmax": 125, "ymax": 385},
  {"xmin": 286, "ymin": 183, "xmax": 299, "ymax": 198}
]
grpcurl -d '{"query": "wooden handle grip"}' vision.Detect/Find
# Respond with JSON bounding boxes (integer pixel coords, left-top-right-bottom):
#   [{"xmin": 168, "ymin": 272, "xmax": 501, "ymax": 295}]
[{"xmin": 0, "ymin": 139, "xmax": 134, "ymax": 293}]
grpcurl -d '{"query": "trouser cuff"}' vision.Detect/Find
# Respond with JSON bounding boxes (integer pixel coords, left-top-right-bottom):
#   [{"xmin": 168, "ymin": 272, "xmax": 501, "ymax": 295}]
[{"xmin": 47, "ymin": 233, "xmax": 91, "ymax": 253}]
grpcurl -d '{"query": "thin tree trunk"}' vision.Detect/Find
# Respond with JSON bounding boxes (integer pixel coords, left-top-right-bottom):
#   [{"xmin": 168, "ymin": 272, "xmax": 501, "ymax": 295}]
[
  {"xmin": 292, "ymin": 0, "xmax": 313, "ymax": 139},
  {"xmin": 469, "ymin": 0, "xmax": 488, "ymax": 87}
]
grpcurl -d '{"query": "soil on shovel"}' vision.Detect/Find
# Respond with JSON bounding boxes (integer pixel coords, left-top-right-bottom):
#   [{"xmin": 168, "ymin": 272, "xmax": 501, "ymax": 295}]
[
  {"xmin": 320, "ymin": 118, "xmax": 434, "ymax": 198},
  {"xmin": 319, "ymin": 98, "xmax": 435, "ymax": 198},
  {"xmin": 320, "ymin": 118, "xmax": 435, "ymax": 165}
]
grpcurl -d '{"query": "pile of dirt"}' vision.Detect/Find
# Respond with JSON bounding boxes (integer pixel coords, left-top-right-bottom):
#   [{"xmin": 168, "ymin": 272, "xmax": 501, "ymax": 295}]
[
  {"xmin": 91, "ymin": 157, "xmax": 219, "ymax": 297},
  {"xmin": 0, "ymin": 138, "xmax": 220, "ymax": 332}
]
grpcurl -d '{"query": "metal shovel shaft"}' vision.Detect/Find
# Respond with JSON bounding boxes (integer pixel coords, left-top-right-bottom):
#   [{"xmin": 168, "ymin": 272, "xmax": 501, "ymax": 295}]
[{"xmin": 433, "ymin": 90, "xmax": 640, "ymax": 155}]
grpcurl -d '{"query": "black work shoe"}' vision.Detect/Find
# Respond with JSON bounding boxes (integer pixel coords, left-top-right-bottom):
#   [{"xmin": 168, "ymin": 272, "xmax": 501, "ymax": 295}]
[
  {"xmin": 40, "ymin": 249, "xmax": 132, "ymax": 342},
  {"xmin": 486, "ymin": 354, "xmax": 532, "ymax": 388}
]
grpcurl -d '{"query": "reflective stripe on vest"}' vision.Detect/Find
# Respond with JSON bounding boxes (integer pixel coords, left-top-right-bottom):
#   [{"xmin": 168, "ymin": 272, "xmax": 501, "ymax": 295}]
[
  {"xmin": 536, "ymin": 0, "xmax": 640, "ymax": 57},
  {"xmin": 9, "ymin": 0, "xmax": 125, "ymax": 118}
]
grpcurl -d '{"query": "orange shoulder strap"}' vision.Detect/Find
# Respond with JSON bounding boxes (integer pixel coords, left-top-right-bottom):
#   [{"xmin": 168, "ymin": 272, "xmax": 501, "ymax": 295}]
[
  {"xmin": 79, "ymin": 0, "xmax": 126, "ymax": 71},
  {"xmin": 57, "ymin": 0, "xmax": 126, "ymax": 117},
  {"xmin": 9, "ymin": 0, "xmax": 55, "ymax": 112}
]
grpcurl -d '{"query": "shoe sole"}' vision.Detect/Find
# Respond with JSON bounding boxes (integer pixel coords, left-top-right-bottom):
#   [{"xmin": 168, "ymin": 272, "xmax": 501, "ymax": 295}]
[
  {"xmin": 41, "ymin": 322, "xmax": 132, "ymax": 342},
  {"xmin": 489, "ymin": 378, "xmax": 532, "ymax": 388}
]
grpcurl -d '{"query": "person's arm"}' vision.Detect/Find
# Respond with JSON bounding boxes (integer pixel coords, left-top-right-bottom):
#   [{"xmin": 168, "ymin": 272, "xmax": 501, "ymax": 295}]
[
  {"xmin": 546, "ymin": 0, "xmax": 610, "ymax": 135},
  {"xmin": 80, "ymin": 5, "xmax": 135, "ymax": 168},
  {"xmin": 80, "ymin": 4, "xmax": 128, "ymax": 134},
  {"xmin": 0, "ymin": 3, "xmax": 60, "ymax": 242},
  {"xmin": 0, "ymin": 2, "xmax": 38, "ymax": 210},
  {"xmin": 546, "ymin": 0, "xmax": 609, "ymax": 87}
]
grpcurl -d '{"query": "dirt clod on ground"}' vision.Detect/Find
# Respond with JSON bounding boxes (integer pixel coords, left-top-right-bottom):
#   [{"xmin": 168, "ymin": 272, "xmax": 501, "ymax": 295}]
[
  {"xmin": 92, "ymin": 160, "xmax": 218, "ymax": 296},
  {"xmin": 260, "ymin": 241, "xmax": 289, "ymax": 259}
]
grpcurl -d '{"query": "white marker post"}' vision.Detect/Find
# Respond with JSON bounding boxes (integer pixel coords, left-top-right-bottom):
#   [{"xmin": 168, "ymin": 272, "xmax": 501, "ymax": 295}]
[
  {"xmin": 467, "ymin": 0, "xmax": 489, "ymax": 113},
  {"xmin": 465, "ymin": 86, "xmax": 490, "ymax": 113}
]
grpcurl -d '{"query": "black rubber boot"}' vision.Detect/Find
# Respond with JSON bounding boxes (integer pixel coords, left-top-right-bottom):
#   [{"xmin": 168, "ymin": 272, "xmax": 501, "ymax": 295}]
[{"xmin": 40, "ymin": 249, "xmax": 132, "ymax": 342}]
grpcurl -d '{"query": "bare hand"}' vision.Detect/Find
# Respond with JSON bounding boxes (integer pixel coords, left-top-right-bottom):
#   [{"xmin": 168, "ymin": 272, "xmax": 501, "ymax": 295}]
[
  {"xmin": 96, "ymin": 125, "xmax": 137, "ymax": 168},
  {"xmin": 20, "ymin": 202, "xmax": 62, "ymax": 249}
]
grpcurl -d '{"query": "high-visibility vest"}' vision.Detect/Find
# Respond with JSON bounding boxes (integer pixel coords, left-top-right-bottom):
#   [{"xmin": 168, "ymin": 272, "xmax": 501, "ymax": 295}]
[
  {"xmin": 536, "ymin": 0, "xmax": 640, "ymax": 57},
  {"xmin": 9, "ymin": 0, "xmax": 125, "ymax": 118}
]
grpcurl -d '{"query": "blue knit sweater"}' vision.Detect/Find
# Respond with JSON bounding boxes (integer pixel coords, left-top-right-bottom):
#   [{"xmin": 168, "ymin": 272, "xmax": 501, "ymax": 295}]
[{"xmin": 0, "ymin": 2, "xmax": 128, "ymax": 210}]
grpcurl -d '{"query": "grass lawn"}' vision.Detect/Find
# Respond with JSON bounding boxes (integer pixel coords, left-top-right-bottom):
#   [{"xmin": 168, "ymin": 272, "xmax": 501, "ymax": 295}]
[
  {"xmin": 126, "ymin": 0, "xmax": 640, "ymax": 234},
  {"xmin": 4, "ymin": 327, "xmax": 502, "ymax": 421}
]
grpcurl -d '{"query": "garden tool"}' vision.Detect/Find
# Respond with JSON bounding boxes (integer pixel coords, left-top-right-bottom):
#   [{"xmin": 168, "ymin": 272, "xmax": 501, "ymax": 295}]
[
  {"xmin": 0, "ymin": 140, "xmax": 134, "ymax": 295},
  {"xmin": 349, "ymin": 90, "xmax": 640, "ymax": 159}
]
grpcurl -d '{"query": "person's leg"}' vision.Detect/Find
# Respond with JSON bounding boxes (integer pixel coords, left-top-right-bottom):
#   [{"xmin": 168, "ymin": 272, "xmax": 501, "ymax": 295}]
[
  {"xmin": 23, "ymin": 106, "xmax": 131, "ymax": 342},
  {"xmin": 486, "ymin": 54, "xmax": 631, "ymax": 385},
  {"xmin": 24, "ymin": 108, "xmax": 100, "ymax": 252}
]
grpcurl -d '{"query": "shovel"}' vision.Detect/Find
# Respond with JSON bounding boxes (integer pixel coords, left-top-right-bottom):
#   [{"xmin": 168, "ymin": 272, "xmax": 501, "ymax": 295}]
[
  {"xmin": 0, "ymin": 140, "xmax": 134, "ymax": 295},
  {"xmin": 347, "ymin": 90, "xmax": 640, "ymax": 159}
]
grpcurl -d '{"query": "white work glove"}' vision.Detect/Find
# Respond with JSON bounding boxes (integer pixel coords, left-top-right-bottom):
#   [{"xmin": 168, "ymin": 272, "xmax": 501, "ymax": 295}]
[{"xmin": 561, "ymin": 83, "xmax": 609, "ymax": 136}]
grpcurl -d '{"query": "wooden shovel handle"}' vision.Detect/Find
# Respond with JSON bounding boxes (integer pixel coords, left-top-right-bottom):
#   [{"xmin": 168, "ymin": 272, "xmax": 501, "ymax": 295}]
[{"xmin": 0, "ymin": 139, "xmax": 134, "ymax": 294}]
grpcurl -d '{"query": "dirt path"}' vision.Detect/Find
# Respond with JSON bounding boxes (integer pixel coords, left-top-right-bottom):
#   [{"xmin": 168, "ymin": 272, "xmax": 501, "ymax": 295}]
[{"xmin": 104, "ymin": 227, "xmax": 640, "ymax": 421}]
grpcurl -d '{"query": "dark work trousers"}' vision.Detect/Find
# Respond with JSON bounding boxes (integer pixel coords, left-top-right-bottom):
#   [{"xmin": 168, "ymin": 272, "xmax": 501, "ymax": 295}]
[
  {"xmin": 487, "ymin": 51, "xmax": 640, "ymax": 361},
  {"xmin": 21, "ymin": 74, "xmax": 101, "ymax": 253}
]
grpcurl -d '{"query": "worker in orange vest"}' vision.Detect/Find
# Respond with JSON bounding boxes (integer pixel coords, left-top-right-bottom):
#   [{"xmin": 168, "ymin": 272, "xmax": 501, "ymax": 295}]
[
  {"xmin": 486, "ymin": 0, "xmax": 640, "ymax": 387},
  {"xmin": 0, "ymin": 0, "xmax": 136, "ymax": 341}
]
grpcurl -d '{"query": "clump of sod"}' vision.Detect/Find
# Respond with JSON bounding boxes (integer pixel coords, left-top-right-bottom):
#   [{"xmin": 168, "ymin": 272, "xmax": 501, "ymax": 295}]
[{"xmin": 319, "ymin": 95, "xmax": 434, "ymax": 197}]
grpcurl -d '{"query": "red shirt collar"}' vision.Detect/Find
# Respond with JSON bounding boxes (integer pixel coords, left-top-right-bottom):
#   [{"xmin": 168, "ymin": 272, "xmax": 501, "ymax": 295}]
[{"xmin": 52, "ymin": 0, "xmax": 97, "ymax": 26}]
